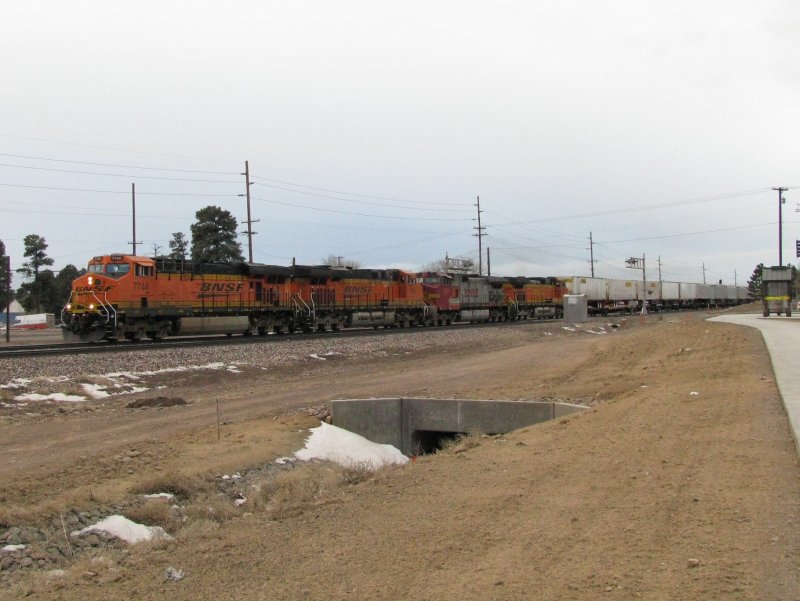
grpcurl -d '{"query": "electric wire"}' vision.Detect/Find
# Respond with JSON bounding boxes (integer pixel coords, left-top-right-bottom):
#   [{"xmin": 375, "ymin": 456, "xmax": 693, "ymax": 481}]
[{"xmin": 250, "ymin": 195, "xmax": 472, "ymax": 221}]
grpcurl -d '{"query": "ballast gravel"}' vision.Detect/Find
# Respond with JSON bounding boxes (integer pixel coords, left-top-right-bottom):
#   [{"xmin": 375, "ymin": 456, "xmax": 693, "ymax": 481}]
[{"xmin": 0, "ymin": 326, "xmax": 560, "ymax": 388}]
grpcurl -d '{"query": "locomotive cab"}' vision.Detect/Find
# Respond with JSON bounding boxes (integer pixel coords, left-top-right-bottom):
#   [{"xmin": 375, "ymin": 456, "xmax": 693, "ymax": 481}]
[{"xmin": 63, "ymin": 254, "xmax": 156, "ymax": 342}]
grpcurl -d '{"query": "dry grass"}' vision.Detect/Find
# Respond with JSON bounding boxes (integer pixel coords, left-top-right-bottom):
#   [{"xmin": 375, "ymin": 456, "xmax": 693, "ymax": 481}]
[
  {"xmin": 177, "ymin": 518, "xmax": 221, "ymax": 541},
  {"xmin": 130, "ymin": 473, "xmax": 208, "ymax": 502},
  {"xmin": 124, "ymin": 499, "xmax": 177, "ymax": 532},
  {"xmin": 438, "ymin": 431, "xmax": 483, "ymax": 455},
  {"xmin": 11, "ymin": 552, "xmax": 127, "ymax": 597},
  {"xmin": 256, "ymin": 463, "xmax": 343, "ymax": 519},
  {"xmin": 337, "ymin": 461, "xmax": 378, "ymax": 485},
  {"xmin": 75, "ymin": 374, "xmax": 117, "ymax": 388},
  {"xmin": 185, "ymin": 493, "xmax": 242, "ymax": 524}
]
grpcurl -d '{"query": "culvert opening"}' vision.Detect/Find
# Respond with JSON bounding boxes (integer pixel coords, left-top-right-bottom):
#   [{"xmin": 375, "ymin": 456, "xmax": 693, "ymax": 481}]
[{"xmin": 411, "ymin": 430, "xmax": 464, "ymax": 455}]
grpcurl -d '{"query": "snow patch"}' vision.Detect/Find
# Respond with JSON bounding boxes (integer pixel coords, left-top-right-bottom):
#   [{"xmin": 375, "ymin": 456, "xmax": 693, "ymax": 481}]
[
  {"xmin": 2, "ymin": 544, "xmax": 26, "ymax": 552},
  {"xmin": 295, "ymin": 422, "xmax": 408, "ymax": 469},
  {"xmin": 81, "ymin": 383, "xmax": 111, "ymax": 399},
  {"xmin": 14, "ymin": 392, "xmax": 86, "ymax": 403},
  {"xmin": 142, "ymin": 493, "xmax": 175, "ymax": 500},
  {"xmin": 73, "ymin": 515, "xmax": 171, "ymax": 544},
  {"xmin": 309, "ymin": 354, "xmax": 326, "ymax": 361}
]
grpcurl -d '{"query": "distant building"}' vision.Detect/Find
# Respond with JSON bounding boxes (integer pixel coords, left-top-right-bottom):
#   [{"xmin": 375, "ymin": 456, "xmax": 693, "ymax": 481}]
[{"xmin": 0, "ymin": 299, "xmax": 25, "ymax": 326}]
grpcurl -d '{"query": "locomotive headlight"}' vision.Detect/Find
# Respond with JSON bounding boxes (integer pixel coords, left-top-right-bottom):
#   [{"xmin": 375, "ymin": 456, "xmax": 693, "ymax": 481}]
[
  {"xmin": 88, "ymin": 303, "xmax": 95, "ymax": 310},
  {"xmin": 66, "ymin": 303, "xmax": 72, "ymax": 310},
  {"xmin": 87, "ymin": 276, "xmax": 94, "ymax": 285}
]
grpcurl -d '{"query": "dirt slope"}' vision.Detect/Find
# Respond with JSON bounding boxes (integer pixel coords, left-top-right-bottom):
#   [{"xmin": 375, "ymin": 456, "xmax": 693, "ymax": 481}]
[{"xmin": 2, "ymin": 312, "xmax": 799, "ymax": 600}]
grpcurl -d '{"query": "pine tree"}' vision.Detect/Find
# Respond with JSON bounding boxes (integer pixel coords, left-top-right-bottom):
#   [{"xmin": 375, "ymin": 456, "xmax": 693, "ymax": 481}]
[
  {"xmin": 190, "ymin": 206, "xmax": 244, "ymax": 263},
  {"xmin": 15, "ymin": 235, "xmax": 55, "ymax": 313},
  {"xmin": 168, "ymin": 232, "xmax": 189, "ymax": 261},
  {"xmin": 747, "ymin": 263, "xmax": 764, "ymax": 299},
  {"xmin": 0, "ymin": 239, "xmax": 12, "ymax": 305}
]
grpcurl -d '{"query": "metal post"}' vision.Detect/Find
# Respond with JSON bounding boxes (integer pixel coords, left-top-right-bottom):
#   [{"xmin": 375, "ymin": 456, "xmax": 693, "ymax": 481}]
[
  {"xmin": 245, "ymin": 160, "xmax": 253, "ymax": 263},
  {"xmin": 473, "ymin": 196, "xmax": 485, "ymax": 276},
  {"xmin": 4, "ymin": 255, "xmax": 10, "ymax": 342},
  {"xmin": 131, "ymin": 183, "xmax": 137, "ymax": 256},
  {"xmin": 487, "ymin": 247, "xmax": 491, "ymax": 276},
  {"xmin": 774, "ymin": 187, "xmax": 787, "ymax": 267},
  {"xmin": 641, "ymin": 254, "xmax": 647, "ymax": 316},
  {"xmin": 589, "ymin": 232, "xmax": 595, "ymax": 277}
]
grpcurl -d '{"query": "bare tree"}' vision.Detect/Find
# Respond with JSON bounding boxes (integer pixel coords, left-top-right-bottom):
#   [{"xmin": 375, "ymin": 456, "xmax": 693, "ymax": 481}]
[{"xmin": 321, "ymin": 255, "xmax": 362, "ymax": 269}]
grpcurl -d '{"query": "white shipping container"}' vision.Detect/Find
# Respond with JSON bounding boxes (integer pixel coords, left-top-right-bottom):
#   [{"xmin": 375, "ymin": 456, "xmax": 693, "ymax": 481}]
[
  {"xmin": 644, "ymin": 281, "xmax": 659, "ymax": 301},
  {"xmin": 711, "ymin": 285, "xmax": 726, "ymax": 301},
  {"xmin": 738, "ymin": 287, "xmax": 750, "ymax": 301},
  {"xmin": 607, "ymin": 279, "xmax": 638, "ymax": 301},
  {"xmin": 560, "ymin": 277, "xmax": 607, "ymax": 302},
  {"xmin": 725, "ymin": 286, "xmax": 737, "ymax": 300},
  {"xmin": 680, "ymin": 283, "xmax": 698, "ymax": 300},
  {"xmin": 661, "ymin": 281, "xmax": 680, "ymax": 300},
  {"xmin": 696, "ymin": 284, "xmax": 713, "ymax": 299}
]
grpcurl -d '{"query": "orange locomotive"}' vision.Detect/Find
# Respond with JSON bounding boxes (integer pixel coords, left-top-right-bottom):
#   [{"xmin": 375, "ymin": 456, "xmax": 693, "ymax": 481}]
[{"xmin": 62, "ymin": 254, "xmax": 425, "ymax": 342}]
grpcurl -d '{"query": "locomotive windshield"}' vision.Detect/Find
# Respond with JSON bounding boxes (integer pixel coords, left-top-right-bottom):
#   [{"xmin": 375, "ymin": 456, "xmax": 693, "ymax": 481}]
[{"xmin": 104, "ymin": 263, "xmax": 130, "ymax": 279}]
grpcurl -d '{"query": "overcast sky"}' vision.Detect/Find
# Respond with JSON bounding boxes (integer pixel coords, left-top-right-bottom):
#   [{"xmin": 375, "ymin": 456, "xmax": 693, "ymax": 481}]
[{"xmin": 2, "ymin": 1, "xmax": 798, "ymax": 286}]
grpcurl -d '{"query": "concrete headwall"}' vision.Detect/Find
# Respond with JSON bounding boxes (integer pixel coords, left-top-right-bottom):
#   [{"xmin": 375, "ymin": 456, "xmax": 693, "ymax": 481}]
[{"xmin": 331, "ymin": 398, "xmax": 586, "ymax": 455}]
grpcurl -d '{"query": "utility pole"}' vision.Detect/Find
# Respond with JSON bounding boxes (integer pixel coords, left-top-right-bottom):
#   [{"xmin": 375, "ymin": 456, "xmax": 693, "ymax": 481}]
[
  {"xmin": 152, "ymin": 243, "xmax": 162, "ymax": 258},
  {"xmin": 4, "ymin": 254, "xmax": 9, "ymax": 343},
  {"xmin": 240, "ymin": 160, "xmax": 259, "ymax": 263},
  {"xmin": 473, "ymin": 196, "xmax": 486, "ymax": 276},
  {"xmin": 734, "ymin": 270, "xmax": 737, "ymax": 286},
  {"xmin": 774, "ymin": 187, "xmax": 788, "ymax": 266},
  {"xmin": 128, "ymin": 183, "xmax": 141, "ymax": 256},
  {"xmin": 487, "ymin": 247, "xmax": 491, "ymax": 277},
  {"xmin": 657, "ymin": 256, "xmax": 662, "ymax": 282},
  {"xmin": 588, "ymin": 232, "xmax": 596, "ymax": 277},
  {"xmin": 702, "ymin": 263, "xmax": 707, "ymax": 285}
]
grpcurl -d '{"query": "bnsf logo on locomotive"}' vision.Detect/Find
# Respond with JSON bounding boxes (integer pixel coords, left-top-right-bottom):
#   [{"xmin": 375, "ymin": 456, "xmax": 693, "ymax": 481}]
[
  {"xmin": 199, "ymin": 282, "xmax": 243, "ymax": 293},
  {"xmin": 76, "ymin": 284, "xmax": 113, "ymax": 293},
  {"xmin": 344, "ymin": 285, "xmax": 371, "ymax": 296}
]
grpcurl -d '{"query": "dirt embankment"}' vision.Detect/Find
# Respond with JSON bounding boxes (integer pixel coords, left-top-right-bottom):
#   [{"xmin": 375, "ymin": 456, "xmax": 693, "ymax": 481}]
[{"xmin": 1, "ymin": 311, "xmax": 799, "ymax": 600}]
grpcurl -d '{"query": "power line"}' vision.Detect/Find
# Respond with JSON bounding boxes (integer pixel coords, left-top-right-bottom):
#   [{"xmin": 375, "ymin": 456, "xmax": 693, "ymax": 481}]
[
  {"xmin": 252, "ymin": 177, "xmax": 470, "ymax": 207},
  {"xmin": 0, "ymin": 161, "xmax": 241, "ymax": 183},
  {"xmin": 0, "ymin": 132, "xmax": 241, "ymax": 165},
  {"xmin": 0, "ymin": 182, "xmax": 240, "ymax": 197},
  {"xmin": 252, "ymin": 180, "xmax": 471, "ymax": 212},
  {"xmin": 250, "ymin": 195, "xmax": 472, "ymax": 221},
  {"xmin": 0, "ymin": 152, "xmax": 239, "ymax": 175},
  {"xmin": 490, "ymin": 188, "xmax": 776, "ymax": 227}
]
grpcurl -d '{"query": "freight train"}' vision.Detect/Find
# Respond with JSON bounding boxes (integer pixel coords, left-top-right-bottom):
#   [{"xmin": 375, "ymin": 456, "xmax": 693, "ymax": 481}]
[{"xmin": 62, "ymin": 254, "xmax": 566, "ymax": 342}]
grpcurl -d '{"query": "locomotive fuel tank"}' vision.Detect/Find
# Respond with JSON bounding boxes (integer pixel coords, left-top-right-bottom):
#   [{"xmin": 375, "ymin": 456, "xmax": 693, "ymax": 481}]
[
  {"xmin": 176, "ymin": 316, "xmax": 252, "ymax": 336},
  {"xmin": 349, "ymin": 311, "xmax": 396, "ymax": 327}
]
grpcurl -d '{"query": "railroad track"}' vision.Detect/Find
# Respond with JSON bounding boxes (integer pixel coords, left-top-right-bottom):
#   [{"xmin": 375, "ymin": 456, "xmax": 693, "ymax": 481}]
[{"xmin": 0, "ymin": 318, "xmax": 563, "ymax": 359}]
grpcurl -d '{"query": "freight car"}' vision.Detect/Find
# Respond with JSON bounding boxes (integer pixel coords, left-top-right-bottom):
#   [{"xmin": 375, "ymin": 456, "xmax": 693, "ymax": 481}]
[{"xmin": 560, "ymin": 276, "xmax": 749, "ymax": 315}]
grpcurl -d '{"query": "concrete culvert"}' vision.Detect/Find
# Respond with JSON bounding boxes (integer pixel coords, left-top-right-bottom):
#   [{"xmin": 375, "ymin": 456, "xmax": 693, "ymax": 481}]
[
  {"xmin": 331, "ymin": 398, "xmax": 587, "ymax": 455},
  {"xmin": 411, "ymin": 430, "xmax": 463, "ymax": 455}
]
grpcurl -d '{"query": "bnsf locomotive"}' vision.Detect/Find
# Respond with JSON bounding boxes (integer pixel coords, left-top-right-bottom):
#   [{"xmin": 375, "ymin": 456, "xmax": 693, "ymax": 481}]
[{"xmin": 62, "ymin": 254, "xmax": 565, "ymax": 342}]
